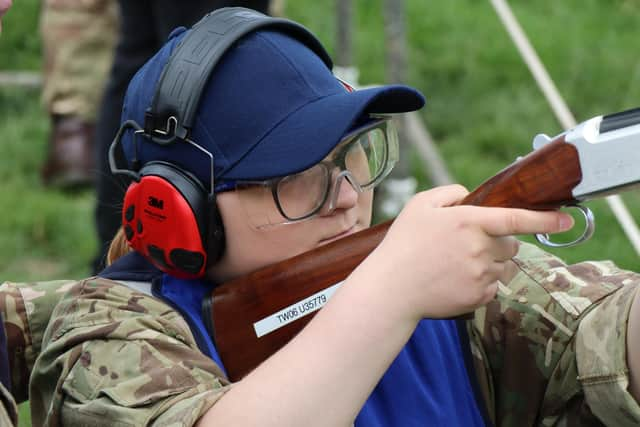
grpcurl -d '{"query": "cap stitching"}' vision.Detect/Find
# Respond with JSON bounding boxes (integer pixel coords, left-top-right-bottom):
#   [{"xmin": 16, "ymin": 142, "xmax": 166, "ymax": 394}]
[
  {"xmin": 219, "ymin": 93, "xmax": 336, "ymax": 179},
  {"xmin": 221, "ymin": 91, "xmax": 366, "ymax": 180},
  {"xmin": 193, "ymin": 113, "xmax": 231, "ymax": 180},
  {"xmin": 256, "ymin": 32, "xmax": 327, "ymax": 99},
  {"xmin": 216, "ymin": 32, "xmax": 337, "ymax": 179}
]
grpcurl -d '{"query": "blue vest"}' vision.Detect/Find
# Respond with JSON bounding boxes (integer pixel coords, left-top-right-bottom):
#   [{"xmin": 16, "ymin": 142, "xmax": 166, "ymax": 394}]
[{"xmin": 101, "ymin": 253, "xmax": 489, "ymax": 426}]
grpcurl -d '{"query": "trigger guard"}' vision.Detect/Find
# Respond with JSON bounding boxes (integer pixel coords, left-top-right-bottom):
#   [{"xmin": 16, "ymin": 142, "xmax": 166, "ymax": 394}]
[{"xmin": 535, "ymin": 205, "xmax": 595, "ymax": 248}]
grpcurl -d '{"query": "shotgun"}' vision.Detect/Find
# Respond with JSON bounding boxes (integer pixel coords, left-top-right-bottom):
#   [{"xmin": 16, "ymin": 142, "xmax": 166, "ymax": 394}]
[{"xmin": 204, "ymin": 106, "xmax": 640, "ymax": 381}]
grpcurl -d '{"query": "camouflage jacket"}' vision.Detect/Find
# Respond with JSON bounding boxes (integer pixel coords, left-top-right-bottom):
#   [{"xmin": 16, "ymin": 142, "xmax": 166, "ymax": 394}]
[{"xmin": 1, "ymin": 242, "xmax": 639, "ymax": 426}]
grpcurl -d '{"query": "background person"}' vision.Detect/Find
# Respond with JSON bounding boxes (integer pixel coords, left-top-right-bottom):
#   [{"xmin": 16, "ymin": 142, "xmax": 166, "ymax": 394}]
[{"xmin": 39, "ymin": 0, "xmax": 119, "ymax": 189}]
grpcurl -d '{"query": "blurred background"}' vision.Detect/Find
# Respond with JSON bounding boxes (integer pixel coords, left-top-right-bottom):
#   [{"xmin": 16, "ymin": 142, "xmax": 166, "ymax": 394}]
[{"xmin": 1, "ymin": 0, "xmax": 640, "ymax": 281}]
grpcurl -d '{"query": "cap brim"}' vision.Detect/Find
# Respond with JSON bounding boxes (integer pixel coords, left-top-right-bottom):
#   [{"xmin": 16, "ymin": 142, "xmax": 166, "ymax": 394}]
[{"xmin": 221, "ymin": 84, "xmax": 425, "ymax": 180}]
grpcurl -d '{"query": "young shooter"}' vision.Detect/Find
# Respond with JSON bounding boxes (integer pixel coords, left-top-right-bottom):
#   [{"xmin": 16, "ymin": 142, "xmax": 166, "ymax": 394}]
[{"xmin": 1, "ymin": 8, "xmax": 639, "ymax": 426}]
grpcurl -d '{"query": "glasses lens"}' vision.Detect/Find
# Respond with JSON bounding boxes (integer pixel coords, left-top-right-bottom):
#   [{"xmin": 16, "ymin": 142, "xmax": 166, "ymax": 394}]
[
  {"xmin": 344, "ymin": 127, "xmax": 387, "ymax": 186},
  {"xmin": 232, "ymin": 117, "xmax": 398, "ymax": 228},
  {"xmin": 276, "ymin": 163, "xmax": 330, "ymax": 220},
  {"xmin": 341, "ymin": 119, "xmax": 398, "ymax": 189}
]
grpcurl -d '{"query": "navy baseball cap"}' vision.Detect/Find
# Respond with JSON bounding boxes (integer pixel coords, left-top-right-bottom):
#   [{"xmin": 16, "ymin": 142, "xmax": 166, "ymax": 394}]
[{"xmin": 120, "ymin": 23, "xmax": 425, "ymax": 188}]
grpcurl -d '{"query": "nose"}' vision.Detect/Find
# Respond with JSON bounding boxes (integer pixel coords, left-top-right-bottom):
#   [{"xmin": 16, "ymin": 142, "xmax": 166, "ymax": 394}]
[{"xmin": 320, "ymin": 170, "xmax": 360, "ymax": 216}]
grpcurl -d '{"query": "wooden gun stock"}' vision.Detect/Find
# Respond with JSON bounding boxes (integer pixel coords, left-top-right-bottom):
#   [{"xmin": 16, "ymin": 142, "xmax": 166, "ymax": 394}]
[
  {"xmin": 463, "ymin": 135, "xmax": 581, "ymax": 208},
  {"xmin": 207, "ymin": 135, "xmax": 582, "ymax": 381}
]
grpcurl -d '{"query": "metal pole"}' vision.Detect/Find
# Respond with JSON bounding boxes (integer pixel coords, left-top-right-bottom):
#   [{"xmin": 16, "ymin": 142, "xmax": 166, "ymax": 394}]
[{"xmin": 336, "ymin": 0, "xmax": 353, "ymax": 68}]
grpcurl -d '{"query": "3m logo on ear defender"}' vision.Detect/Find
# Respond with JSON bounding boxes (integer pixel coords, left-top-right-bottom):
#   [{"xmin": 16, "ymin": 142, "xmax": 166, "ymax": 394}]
[
  {"xmin": 123, "ymin": 177, "xmax": 208, "ymax": 278},
  {"xmin": 148, "ymin": 196, "xmax": 164, "ymax": 209}
]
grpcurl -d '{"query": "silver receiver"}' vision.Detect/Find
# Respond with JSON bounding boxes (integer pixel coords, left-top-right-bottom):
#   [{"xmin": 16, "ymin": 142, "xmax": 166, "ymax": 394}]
[{"xmin": 528, "ymin": 107, "xmax": 640, "ymax": 248}]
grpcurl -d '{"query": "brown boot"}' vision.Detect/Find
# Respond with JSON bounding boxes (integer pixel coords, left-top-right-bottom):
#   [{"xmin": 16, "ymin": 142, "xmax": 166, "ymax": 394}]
[{"xmin": 42, "ymin": 115, "xmax": 96, "ymax": 189}]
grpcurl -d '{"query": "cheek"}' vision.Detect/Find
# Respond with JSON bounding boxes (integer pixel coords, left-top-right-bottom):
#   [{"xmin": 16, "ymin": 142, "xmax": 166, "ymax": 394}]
[
  {"xmin": 227, "ymin": 223, "xmax": 313, "ymax": 270},
  {"xmin": 212, "ymin": 192, "xmax": 320, "ymax": 280},
  {"xmin": 210, "ymin": 189, "xmax": 374, "ymax": 282}
]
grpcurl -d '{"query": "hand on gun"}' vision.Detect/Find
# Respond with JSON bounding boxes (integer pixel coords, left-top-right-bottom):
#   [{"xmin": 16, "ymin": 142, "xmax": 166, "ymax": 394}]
[
  {"xmin": 209, "ymin": 106, "xmax": 640, "ymax": 380},
  {"xmin": 358, "ymin": 184, "xmax": 574, "ymax": 320}
]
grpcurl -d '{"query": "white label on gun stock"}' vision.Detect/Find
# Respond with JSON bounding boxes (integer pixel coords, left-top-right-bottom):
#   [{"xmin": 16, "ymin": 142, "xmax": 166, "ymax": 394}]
[{"xmin": 253, "ymin": 281, "xmax": 344, "ymax": 338}]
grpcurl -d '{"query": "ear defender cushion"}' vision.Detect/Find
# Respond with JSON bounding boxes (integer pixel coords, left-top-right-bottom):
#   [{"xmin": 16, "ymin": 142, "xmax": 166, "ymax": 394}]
[{"xmin": 122, "ymin": 162, "xmax": 212, "ymax": 278}]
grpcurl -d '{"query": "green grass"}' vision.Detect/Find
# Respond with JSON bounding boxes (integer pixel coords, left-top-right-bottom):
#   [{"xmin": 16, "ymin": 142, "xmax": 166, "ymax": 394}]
[
  {"xmin": 0, "ymin": 0, "xmax": 41, "ymax": 70},
  {"xmin": 2, "ymin": 1, "xmax": 640, "ymax": 425},
  {"xmin": 0, "ymin": 88, "xmax": 96, "ymax": 282}
]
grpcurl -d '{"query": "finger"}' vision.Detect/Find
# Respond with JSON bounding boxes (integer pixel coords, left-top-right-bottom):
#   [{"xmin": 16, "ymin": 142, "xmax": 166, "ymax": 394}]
[
  {"xmin": 498, "ymin": 259, "xmax": 520, "ymax": 285},
  {"xmin": 482, "ymin": 280, "xmax": 500, "ymax": 303},
  {"xmin": 418, "ymin": 184, "xmax": 470, "ymax": 208},
  {"xmin": 475, "ymin": 263, "xmax": 504, "ymax": 305},
  {"xmin": 485, "ymin": 259, "xmax": 507, "ymax": 282},
  {"xmin": 472, "ymin": 207, "xmax": 574, "ymax": 237},
  {"xmin": 489, "ymin": 236, "xmax": 520, "ymax": 262}
]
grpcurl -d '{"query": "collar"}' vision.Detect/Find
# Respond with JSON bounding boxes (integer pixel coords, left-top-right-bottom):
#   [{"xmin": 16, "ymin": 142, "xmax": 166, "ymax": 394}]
[
  {"xmin": 98, "ymin": 252, "xmax": 225, "ymax": 371},
  {"xmin": 98, "ymin": 251, "xmax": 162, "ymax": 282}
]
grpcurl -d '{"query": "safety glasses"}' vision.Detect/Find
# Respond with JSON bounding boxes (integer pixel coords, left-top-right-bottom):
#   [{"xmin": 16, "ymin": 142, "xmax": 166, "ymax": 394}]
[{"xmin": 216, "ymin": 115, "xmax": 399, "ymax": 228}]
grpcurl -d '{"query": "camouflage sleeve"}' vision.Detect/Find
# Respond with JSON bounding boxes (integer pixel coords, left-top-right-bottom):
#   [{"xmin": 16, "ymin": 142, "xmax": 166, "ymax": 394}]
[
  {"xmin": 29, "ymin": 278, "xmax": 231, "ymax": 427},
  {"xmin": 469, "ymin": 242, "xmax": 640, "ymax": 426},
  {"xmin": 0, "ymin": 280, "xmax": 78, "ymax": 403}
]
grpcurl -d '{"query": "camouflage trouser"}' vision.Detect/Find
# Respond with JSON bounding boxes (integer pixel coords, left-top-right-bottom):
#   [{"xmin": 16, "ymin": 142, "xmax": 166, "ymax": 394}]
[
  {"xmin": 40, "ymin": 0, "xmax": 119, "ymax": 121},
  {"xmin": 0, "ymin": 243, "xmax": 639, "ymax": 426}
]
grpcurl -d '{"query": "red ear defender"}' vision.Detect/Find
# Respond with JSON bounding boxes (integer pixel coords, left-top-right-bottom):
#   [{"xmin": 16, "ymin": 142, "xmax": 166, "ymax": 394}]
[{"xmin": 122, "ymin": 162, "xmax": 210, "ymax": 278}]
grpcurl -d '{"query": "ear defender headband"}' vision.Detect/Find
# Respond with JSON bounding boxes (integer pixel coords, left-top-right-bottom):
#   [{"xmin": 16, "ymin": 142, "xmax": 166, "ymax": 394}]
[{"xmin": 109, "ymin": 7, "xmax": 332, "ymax": 278}]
